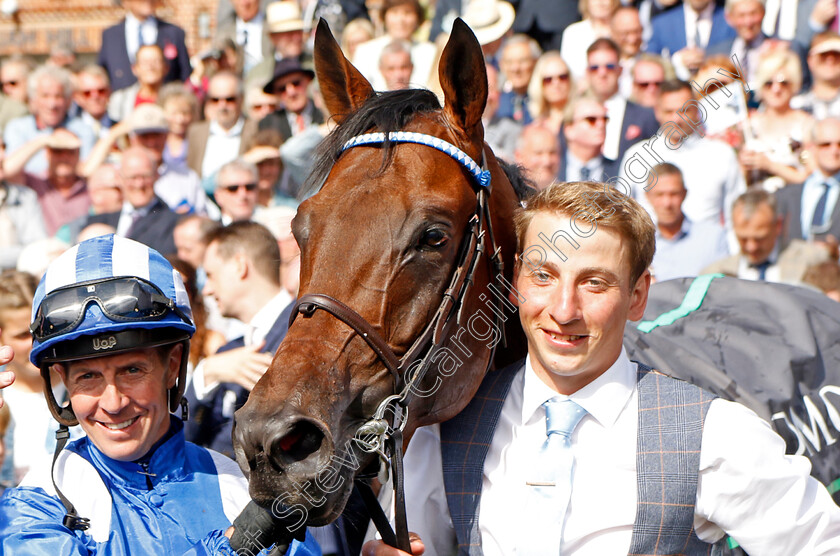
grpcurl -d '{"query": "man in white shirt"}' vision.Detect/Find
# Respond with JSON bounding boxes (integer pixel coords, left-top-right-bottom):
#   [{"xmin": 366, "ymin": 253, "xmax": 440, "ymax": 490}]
[
  {"xmin": 213, "ymin": 158, "xmax": 262, "ymax": 225},
  {"xmin": 620, "ymin": 79, "xmax": 746, "ymax": 233},
  {"xmin": 365, "ymin": 180, "xmax": 840, "ymax": 556}
]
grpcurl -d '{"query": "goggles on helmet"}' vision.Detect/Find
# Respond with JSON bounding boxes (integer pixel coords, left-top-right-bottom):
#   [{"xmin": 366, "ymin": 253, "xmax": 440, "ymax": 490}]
[{"xmin": 31, "ymin": 276, "xmax": 192, "ymax": 342}]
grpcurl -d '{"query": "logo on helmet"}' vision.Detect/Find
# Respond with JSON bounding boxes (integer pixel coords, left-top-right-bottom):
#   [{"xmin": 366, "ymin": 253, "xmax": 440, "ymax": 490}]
[{"xmin": 92, "ymin": 335, "xmax": 117, "ymax": 351}]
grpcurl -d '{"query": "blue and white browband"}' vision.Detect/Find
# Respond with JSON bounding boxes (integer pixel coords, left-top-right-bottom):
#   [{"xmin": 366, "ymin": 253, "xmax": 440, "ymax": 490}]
[{"xmin": 341, "ymin": 131, "xmax": 491, "ymax": 189}]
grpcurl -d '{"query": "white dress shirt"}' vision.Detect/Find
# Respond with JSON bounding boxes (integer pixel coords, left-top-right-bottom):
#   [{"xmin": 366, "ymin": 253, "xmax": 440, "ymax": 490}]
[
  {"xmin": 115, "ymin": 198, "xmax": 155, "ymax": 237},
  {"xmin": 124, "ymin": 13, "xmax": 158, "ymax": 64},
  {"xmin": 683, "ymin": 3, "xmax": 715, "ymax": 48},
  {"xmin": 603, "ymin": 95, "xmax": 628, "ymax": 162},
  {"xmin": 201, "ymin": 118, "xmax": 246, "ymax": 180},
  {"xmin": 236, "ymin": 14, "xmax": 265, "ymax": 73},
  {"xmin": 621, "ymin": 133, "xmax": 746, "ymax": 232},
  {"xmin": 400, "ymin": 350, "xmax": 840, "ymax": 555}
]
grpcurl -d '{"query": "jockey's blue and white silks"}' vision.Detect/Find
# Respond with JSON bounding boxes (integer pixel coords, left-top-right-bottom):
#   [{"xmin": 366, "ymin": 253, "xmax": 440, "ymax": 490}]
[
  {"xmin": 0, "ymin": 419, "xmax": 321, "ymax": 556},
  {"xmin": 30, "ymin": 234, "xmax": 195, "ymax": 366}
]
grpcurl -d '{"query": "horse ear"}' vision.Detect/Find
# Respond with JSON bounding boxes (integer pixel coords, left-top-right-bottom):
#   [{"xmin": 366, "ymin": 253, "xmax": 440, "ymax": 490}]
[
  {"xmin": 313, "ymin": 18, "xmax": 375, "ymax": 124},
  {"xmin": 439, "ymin": 18, "xmax": 487, "ymax": 139}
]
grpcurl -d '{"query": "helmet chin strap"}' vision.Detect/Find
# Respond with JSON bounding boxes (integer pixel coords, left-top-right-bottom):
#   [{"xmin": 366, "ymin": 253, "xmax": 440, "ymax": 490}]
[{"xmin": 44, "ymin": 338, "xmax": 192, "ymax": 531}]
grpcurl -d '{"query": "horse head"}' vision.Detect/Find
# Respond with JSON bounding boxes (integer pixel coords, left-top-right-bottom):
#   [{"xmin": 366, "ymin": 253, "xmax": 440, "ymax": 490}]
[{"xmin": 233, "ymin": 19, "xmax": 526, "ymax": 527}]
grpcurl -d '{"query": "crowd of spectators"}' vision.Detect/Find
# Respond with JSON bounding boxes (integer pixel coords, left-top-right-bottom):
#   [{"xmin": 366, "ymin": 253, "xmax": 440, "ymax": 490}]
[{"xmin": 3, "ymin": 0, "xmax": 840, "ymax": 551}]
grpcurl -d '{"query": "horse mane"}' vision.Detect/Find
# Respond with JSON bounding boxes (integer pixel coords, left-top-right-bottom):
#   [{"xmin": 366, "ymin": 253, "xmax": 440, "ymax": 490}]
[
  {"xmin": 301, "ymin": 88, "xmax": 443, "ymax": 198},
  {"xmin": 498, "ymin": 159, "xmax": 537, "ymax": 203}
]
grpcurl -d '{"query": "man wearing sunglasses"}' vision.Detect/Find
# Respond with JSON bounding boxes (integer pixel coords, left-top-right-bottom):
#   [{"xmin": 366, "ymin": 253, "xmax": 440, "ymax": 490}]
[
  {"xmin": 213, "ymin": 158, "xmax": 262, "ymax": 225},
  {"xmin": 0, "ymin": 234, "xmax": 321, "ymax": 555}
]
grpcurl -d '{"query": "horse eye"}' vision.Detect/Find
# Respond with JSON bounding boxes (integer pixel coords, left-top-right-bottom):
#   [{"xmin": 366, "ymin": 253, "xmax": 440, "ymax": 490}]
[{"xmin": 420, "ymin": 228, "xmax": 449, "ymax": 249}]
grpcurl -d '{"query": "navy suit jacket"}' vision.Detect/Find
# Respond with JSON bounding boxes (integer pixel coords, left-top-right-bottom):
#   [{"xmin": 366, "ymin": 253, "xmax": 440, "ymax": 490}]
[
  {"xmin": 509, "ymin": 0, "xmax": 581, "ymax": 33},
  {"xmin": 98, "ymin": 18, "xmax": 192, "ymax": 91},
  {"xmin": 645, "ymin": 5, "xmax": 735, "ymax": 57},
  {"xmin": 618, "ymin": 101, "xmax": 659, "ymax": 164},
  {"xmin": 184, "ymin": 300, "xmax": 294, "ymax": 457},
  {"xmin": 86, "ymin": 196, "xmax": 178, "ymax": 256},
  {"xmin": 776, "ymin": 181, "xmax": 840, "ymax": 249},
  {"xmin": 557, "ymin": 128, "xmax": 621, "ymax": 181}
]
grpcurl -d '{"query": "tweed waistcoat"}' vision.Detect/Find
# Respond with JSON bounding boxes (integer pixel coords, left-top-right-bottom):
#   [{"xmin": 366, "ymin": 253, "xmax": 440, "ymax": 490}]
[{"xmin": 439, "ymin": 360, "xmax": 719, "ymax": 555}]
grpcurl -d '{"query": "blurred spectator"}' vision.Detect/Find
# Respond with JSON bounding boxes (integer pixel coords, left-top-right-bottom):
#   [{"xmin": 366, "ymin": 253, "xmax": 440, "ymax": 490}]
[
  {"xmin": 108, "ymin": 44, "xmax": 168, "ymax": 123},
  {"xmin": 802, "ymin": 260, "xmax": 840, "ymax": 301},
  {"xmin": 97, "ymin": 0, "xmax": 191, "ymax": 91},
  {"xmin": 511, "ymin": 0, "xmax": 581, "ymax": 52},
  {"xmin": 795, "ymin": 0, "xmax": 840, "ymax": 47},
  {"xmin": 460, "ymin": 0, "xmax": 516, "ymax": 64},
  {"xmin": 379, "ymin": 40, "xmax": 414, "ymax": 90},
  {"xmin": 646, "ymin": 0, "xmax": 736, "ymax": 79},
  {"xmin": 167, "ymin": 255, "xmax": 226, "ymax": 368},
  {"xmin": 527, "ymin": 51, "xmax": 573, "ymax": 135},
  {"xmin": 740, "ymin": 50, "xmax": 813, "ymax": 188},
  {"xmin": 160, "ymin": 83, "xmax": 199, "ymax": 172},
  {"xmin": 496, "ymin": 35, "xmax": 542, "ymax": 124},
  {"xmin": 791, "ymin": 32, "xmax": 840, "ymax": 119},
  {"xmin": 0, "ymin": 91, "xmax": 27, "ymax": 138},
  {"xmin": 622, "ymin": 80, "xmax": 746, "ymax": 232},
  {"xmin": 86, "ymin": 147, "xmax": 178, "ymax": 255},
  {"xmin": 254, "ymin": 205, "xmax": 300, "ymax": 296},
  {"xmin": 352, "ymin": 0, "xmax": 437, "ymax": 91},
  {"xmin": 77, "ymin": 222, "xmax": 117, "ymax": 242},
  {"xmin": 187, "ymin": 71, "xmax": 258, "ymax": 182},
  {"xmin": 189, "ymin": 37, "xmax": 244, "ymax": 102},
  {"xmin": 259, "ymin": 59, "xmax": 324, "ymax": 140},
  {"xmin": 0, "ymin": 270, "xmax": 68, "ymax": 484},
  {"xmin": 586, "ymin": 38, "xmax": 660, "ymax": 162},
  {"xmin": 243, "ymin": 130, "xmax": 288, "ymax": 205},
  {"xmin": 214, "ymin": 158, "xmax": 261, "ymax": 224},
  {"xmin": 341, "ymin": 18, "xmax": 376, "ymax": 60},
  {"xmin": 562, "ymin": 0, "xmax": 620, "ymax": 78},
  {"xmin": 0, "ymin": 142, "xmax": 47, "ymax": 271},
  {"xmin": 173, "ymin": 214, "xmax": 221, "ymax": 275},
  {"xmin": 706, "ymin": 0, "xmax": 769, "ymax": 88},
  {"xmin": 56, "ymin": 164, "xmax": 123, "ymax": 245},
  {"xmin": 611, "ymin": 6, "xmax": 645, "ymax": 97},
  {"xmin": 216, "ymin": 0, "xmax": 272, "ymax": 75},
  {"xmin": 777, "ymin": 117, "xmax": 840, "ymax": 246},
  {"xmin": 514, "ymin": 122, "xmax": 560, "ymax": 190},
  {"xmin": 560, "ymin": 92, "xmax": 620, "ymax": 180},
  {"xmin": 47, "ymin": 43, "xmax": 77, "ymax": 70},
  {"xmin": 243, "ymin": 85, "xmax": 278, "ymax": 122},
  {"xmin": 704, "ymin": 189, "xmax": 828, "ymax": 282},
  {"xmin": 71, "ymin": 65, "xmax": 114, "ymax": 140},
  {"xmin": 3, "ymin": 66, "xmax": 96, "ymax": 177},
  {"xmin": 646, "ymin": 163, "xmax": 730, "ymax": 281},
  {"xmin": 15, "ymin": 238, "xmax": 69, "ymax": 278},
  {"xmin": 0, "ymin": 56, "xmax": 32, "ymax": 105},
  {"xmin": 484, "ymin": 63, "xmax": 522, "ymax": 161},
  {"xmin": 186, "ymin": 221, "xmax": 292, "ymax": 456},
  {"xmin": 5, "ymin": 129, "xmax": 90, "ymax": 237},
  {"xmin": 630, "ymin": 54, "xmax": 668, "ymax": 107},
  {"xmin": 246, "ymin": 1, "xmax": 309, "ymax": 88},
  {"xmin": 85, "ymin": 104, "xmax": 211, "ymax": 216}
]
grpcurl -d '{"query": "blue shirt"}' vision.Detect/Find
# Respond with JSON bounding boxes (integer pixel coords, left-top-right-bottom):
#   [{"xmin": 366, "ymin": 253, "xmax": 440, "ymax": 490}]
[
  {"xmin": 3, "ymin": 114, "xmax": 97, "ymax": 176},
  {"xmin": 651, "ymin": 216, "xmax": 730, "ymax": 281}
]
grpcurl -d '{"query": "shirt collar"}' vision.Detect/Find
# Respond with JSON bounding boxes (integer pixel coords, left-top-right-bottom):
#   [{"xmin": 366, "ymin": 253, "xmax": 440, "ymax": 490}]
[
  {"xmin": 521, "ymin": 348, "xmax": 636, "ymax": 429},
  {"xmin": 250, "ymin": 290, "xmax": 293, "ymax": 337},
  {"xmin": 209, "ymin": 116, "xmax": 245, "ymax": 137}
]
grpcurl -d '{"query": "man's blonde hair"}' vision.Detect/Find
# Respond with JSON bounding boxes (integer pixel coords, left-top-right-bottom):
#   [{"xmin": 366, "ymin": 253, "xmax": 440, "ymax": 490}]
[{"xmin": 514, "ymin": 180, "xmax": 656, "ymax": 285}]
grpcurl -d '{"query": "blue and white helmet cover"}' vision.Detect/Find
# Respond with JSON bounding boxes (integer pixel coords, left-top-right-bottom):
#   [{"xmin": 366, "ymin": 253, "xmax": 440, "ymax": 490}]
[{"xmin": 30, "ymin": 234, "xmax": 195, "ymax": 366}]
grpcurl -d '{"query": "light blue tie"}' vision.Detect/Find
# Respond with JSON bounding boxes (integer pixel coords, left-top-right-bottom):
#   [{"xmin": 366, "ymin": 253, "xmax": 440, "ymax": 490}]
[{"xmin": 522, "ymin": 398, "xmax": 587, "ymax": 555}]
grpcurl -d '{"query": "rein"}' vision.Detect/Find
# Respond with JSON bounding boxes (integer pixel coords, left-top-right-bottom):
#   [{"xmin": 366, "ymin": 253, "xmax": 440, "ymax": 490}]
[{"xmin": 289, "ymin": 131, "xmax": 507, "ymax": 553}]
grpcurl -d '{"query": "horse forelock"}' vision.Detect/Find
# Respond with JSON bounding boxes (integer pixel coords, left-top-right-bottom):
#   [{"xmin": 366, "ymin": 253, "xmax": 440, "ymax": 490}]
[{"xmin": 302, "ymin": 88, "xmax": 452, "ymax": 197}]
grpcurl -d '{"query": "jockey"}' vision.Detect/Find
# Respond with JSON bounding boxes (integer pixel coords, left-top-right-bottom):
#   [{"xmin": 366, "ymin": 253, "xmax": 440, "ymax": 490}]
[{"xmin": 0, "ymin": 234, "xmax": 320, "ymax": 556}]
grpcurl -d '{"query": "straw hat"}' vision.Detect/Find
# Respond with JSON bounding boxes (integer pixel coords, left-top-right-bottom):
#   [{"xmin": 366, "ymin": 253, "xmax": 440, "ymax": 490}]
[
  {"xmin": 266, "ymin": 1, "xmax": 306, "ymax": 34},
  {"xmin": 462, "ymin": 0, "xmax": 515, "ymax": 46}
]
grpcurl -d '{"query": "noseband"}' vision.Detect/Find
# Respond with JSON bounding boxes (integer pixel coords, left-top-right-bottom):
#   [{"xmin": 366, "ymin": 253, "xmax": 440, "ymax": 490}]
[{"xmin": 288, "ymin": 131, "xmax": 508, "ymax": 552}]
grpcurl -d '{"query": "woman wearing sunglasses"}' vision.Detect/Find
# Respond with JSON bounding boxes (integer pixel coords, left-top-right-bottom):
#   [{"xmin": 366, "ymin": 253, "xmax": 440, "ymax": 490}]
[
  {"xmin": 0, "ymin": 235, "xmax": 320, "ymax": 556},
  {"xmin": 527, "ymin": 51, "xmax": 574, "ymax": 137}
]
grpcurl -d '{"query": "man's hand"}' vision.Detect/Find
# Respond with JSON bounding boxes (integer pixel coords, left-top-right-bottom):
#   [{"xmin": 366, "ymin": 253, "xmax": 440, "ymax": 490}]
[
  {"xmin": 0, "ymin": 343, "xmax": 15, "ymax": 409},
  {"xmin": 202, "ymin": 342, "xmax": 274, "ymax": 390},
  {"xmin": 676, "ymin": 46, "xmax": 705, "ymax": 73},
  {"xmin": 362, "ymin": 534, "xmax": 426, "ymax": 556},
  {"xmin": 811, "ymin": 0, "xmax": 838, "ymax": 27}
]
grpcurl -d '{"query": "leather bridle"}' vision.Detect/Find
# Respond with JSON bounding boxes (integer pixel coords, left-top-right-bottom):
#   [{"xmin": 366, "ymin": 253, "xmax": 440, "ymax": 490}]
[{"xmin": 288, "ymin": 131, "xmax": 508, "ymax": 553}]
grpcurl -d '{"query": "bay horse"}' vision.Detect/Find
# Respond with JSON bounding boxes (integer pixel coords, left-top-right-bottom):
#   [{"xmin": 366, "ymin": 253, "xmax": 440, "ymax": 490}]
[{"xmin": 233, "ymin": 18, "xmax": 527, "ymax": 534}]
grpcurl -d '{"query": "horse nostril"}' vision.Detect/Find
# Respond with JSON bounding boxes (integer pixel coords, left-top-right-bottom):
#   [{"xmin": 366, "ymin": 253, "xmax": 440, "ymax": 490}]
[{"xmin": 269, "ymin": 419, "xmax": 326, "ymax": 467}]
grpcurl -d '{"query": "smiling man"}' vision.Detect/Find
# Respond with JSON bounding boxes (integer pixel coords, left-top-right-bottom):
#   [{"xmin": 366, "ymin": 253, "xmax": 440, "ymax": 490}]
[
  {"xmin": 366, "ymin": 181, "xmax": 840, "ymax": 556},
  {"xmin": 0, "ymin": 234, "xmax": 320, "ymax": 555}
]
